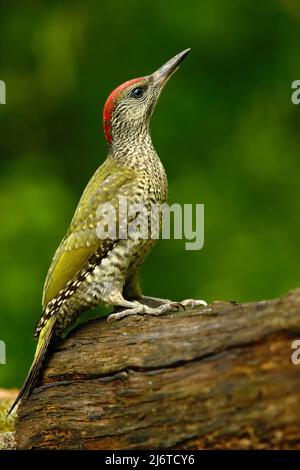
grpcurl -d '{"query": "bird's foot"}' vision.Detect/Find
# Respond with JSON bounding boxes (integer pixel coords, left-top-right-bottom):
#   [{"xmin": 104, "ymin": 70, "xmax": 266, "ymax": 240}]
[
  {"xmin": 138, "ymin": 295, "xmax": 172, "ymax": 307},
  {"xmin": 107, "ymin": 301, "xmax": 183, "ymax": 324},
  {"xmin": 179, "ymin": 298, "xmax": 208, "ymax": 308},
  {"xmin": 107, "ymin": 297, "xmax": 208, "ymax": 324},
  {"xmin": 139, "ymin": 295, "xmax": 207, "ymax": 309}
]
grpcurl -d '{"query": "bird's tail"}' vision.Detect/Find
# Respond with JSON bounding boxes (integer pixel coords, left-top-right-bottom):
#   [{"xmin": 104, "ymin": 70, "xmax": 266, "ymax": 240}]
[{"xmin": 7, "ymin": 316, "xmax": 56, "ymax": 416}]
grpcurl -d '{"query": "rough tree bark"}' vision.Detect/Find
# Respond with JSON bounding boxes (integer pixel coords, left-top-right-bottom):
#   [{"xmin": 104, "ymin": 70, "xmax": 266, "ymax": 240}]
[{"xmin": 15, "ymin": 289, "xmax": 300, "ymax": 450}]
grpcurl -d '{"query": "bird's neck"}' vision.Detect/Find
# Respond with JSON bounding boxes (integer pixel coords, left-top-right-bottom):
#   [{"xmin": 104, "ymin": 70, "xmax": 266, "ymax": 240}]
[{"xmin": 110, "ymin": 124, "xmax": 161, "ymax": 170}]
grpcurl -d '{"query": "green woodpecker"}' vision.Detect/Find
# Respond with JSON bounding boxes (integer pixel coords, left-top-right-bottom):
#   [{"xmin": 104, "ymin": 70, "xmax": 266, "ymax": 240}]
[{"xmin": 9, "ymin": 49, "xmax": 206, "ymax": 415}]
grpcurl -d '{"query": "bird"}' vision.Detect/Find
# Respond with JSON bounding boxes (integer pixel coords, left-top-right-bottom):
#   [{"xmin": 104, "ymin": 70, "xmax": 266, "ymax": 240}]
[{"xmin": 8, "ymin": 48, "xmax": 207, "ymax": 415}]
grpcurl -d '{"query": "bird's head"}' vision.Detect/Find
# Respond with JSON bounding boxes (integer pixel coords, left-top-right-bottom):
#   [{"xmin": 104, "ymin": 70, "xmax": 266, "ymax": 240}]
[{"xmin": 103, "ymin": 49, "xmax": 191, "ymax": 145}]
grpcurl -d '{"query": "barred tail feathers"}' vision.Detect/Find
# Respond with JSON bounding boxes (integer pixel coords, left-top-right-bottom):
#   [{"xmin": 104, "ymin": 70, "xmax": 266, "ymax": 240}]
[{"xmin": 7, "ymin": 316, "xmax": 56, "ymax": 416}]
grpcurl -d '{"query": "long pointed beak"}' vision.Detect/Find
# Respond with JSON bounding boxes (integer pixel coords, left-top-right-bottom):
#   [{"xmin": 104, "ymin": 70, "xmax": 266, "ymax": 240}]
[{"xmin": 152, "ymin": 48, "xmax": 191, "ymax": 87}]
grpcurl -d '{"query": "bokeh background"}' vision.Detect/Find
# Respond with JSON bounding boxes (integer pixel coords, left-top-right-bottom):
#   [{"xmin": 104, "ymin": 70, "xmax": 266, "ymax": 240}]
[{"xmin": 1, "ymin": 0, "xmax": 300, "ymax": 388}]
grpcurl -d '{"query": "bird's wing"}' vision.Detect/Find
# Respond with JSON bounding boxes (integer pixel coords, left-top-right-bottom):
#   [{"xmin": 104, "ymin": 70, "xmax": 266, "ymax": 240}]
[{"xmin": 42, "ymin": 158, "xmax": 138, "ymax": 308}]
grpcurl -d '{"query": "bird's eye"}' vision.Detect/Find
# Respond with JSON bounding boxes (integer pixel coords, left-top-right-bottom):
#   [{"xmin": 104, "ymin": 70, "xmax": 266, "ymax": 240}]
[{"xmin": 130, "ymin": 87, "xmax": 145, "ymax": 99}]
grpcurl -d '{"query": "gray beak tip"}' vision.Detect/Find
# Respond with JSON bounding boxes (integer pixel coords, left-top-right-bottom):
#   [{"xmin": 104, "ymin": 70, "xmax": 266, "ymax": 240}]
[{"xmin": 152, "ymin": 48, "xmax": 191, "ymax": 86}]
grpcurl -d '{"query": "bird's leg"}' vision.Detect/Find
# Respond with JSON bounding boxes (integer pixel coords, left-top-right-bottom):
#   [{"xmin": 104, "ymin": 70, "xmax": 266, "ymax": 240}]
[
  {"xmin": 113, "ymin": 275, "xmax": 207, "ymax": 325},
  {"xmin": 107, "ymin": 294, "xmax": 208, "ymax": 324},
  {"xmin": 139, "ymin": 295, "xmax": 207, "ymax": 309},
  {"xmin": 124, "ymin": 275, "xmax": 180, "ymax": 307},
  {"xmin": 139, "ymin": 295, "xmax": 172, "ymax": 306},
  {"xmin": 106, "ymin": 293, "xmax": 183, "ymax": 325}
]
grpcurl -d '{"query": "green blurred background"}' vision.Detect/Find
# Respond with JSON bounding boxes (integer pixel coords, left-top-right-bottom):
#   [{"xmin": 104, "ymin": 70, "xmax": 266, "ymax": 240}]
[{"xmin": 0, "ymin": 0, "xmax": 300, "ymax": 388}]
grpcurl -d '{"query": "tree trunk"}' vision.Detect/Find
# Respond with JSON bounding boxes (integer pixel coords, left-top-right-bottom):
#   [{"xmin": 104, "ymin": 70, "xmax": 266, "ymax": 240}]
[{"xmin": 15, "ymin": 289, "xmax": 300, "ymax": 449}]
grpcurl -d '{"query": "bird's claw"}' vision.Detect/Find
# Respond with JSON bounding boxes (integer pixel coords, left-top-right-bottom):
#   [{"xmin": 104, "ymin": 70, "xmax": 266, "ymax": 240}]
[
  {"xmin": 167, "ymin": 301, "xmax": 185, "ymax": 311},
  {"xmin": 179, "ymin": 298, "xmax": 208, "ymax": 309},
  {"xmin": 107, "ymin": 298, "xmax": 208, "ymax": 324},
  {"xmin": 107, "ymin": 300, "xmax": 183, "ymax": 324}
]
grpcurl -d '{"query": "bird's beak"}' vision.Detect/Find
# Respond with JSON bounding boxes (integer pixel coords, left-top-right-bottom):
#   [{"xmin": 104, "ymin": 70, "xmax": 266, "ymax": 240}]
[{"xmin": 152, "ymin": 48, "xmax": 191, "ymax": 88}]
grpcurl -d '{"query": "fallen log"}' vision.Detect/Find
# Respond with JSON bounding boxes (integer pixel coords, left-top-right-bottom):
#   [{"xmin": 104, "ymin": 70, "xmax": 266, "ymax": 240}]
[{"xmin": 15, "ymin": 289, "xmax": 300, "ymax": 449}]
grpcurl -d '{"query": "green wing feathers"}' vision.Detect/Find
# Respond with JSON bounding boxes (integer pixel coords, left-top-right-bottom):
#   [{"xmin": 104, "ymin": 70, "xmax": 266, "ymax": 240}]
[{"xmin": 42, "ymin": 158, "xmax": 137, "ymax": 307}]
